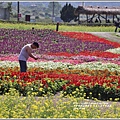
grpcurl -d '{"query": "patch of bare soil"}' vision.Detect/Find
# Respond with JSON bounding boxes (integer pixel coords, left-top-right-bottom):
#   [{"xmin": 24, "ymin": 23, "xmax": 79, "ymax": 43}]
[{"xmin": 89, "ymin": 32, "xmax": 120, "ymax": 43}]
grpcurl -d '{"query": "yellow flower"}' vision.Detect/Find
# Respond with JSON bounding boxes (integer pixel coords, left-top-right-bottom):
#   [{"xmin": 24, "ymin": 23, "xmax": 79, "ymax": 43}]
[
  {"xmin": 54, "ymin": 114, "xmax": 58, "ymax": 118},
  {"xmin": 32, "ymin": 92, "xmax": 38, "ymax": 96},
  {"xmin": 84, "ymin": 93, "xmax": 86, "ymax": 97},
  {"xmin": 47, "ymin": 79, "xmax": 51, "ymax": 83},
  {"xmin": 44, "ymin": 102, "xmax": 49, "ymax": 107},
  {"xmin": 13, "ymin": 75, "xmax": 17, "ymax": 78},
  {"xmin": 73, "ymin": 109, "xmax": 79, "ymax": 113},
  {"xmin": 27, "ymin": 82, "xmax": 31, "ymax": 85},
  {"xmin": 109, "ymin": 98, "xmax": 112, "ymax": 101},
  {"xmin": 6, "ymin": 76, "xmax": 10, "ymax": 79},
  {"xmin": 24, "ymin": 115, "xmax": 29, "ymax": 118},
  {"xmin": 70, "ymin": 114, "xmax": 73, "ymax": 118},
  {"xmin": 31, "ymin": 105, "xmax": 38, "ymax": 110},
  {"xmin": 72, "ymin": 91, "xmax": 76, "ymax": 95},
  {"xmin": 89, "ymin": 92, "xmax": 92, "ymax": 95},
  {"xmin": 114, "ymin": 98, "xmax": 119, "ymax": 101},
  {"xmin": 39, "ymin": 87, "xmax": 43, "ymax": 92},
  {"xmin": 40, "ymin": 83, "xmax": 43, "ymax": 86},
  {"xmin": 19, "ymin": 82, "xmax": 22, "ymax": 86},
  {"xmin": 76, "ymin": 88, "xmax": 79, "ymax": 91}
]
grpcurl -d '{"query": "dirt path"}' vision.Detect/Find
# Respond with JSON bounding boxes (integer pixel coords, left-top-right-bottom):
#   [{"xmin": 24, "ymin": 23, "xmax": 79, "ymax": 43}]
[{"xmin": 89, "ymin": 32, "xmax": 120, "ymax": 43}]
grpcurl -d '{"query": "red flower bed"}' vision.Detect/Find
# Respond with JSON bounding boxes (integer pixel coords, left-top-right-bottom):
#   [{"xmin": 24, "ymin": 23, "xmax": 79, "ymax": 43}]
[
  {"xmin": 47, "ymin": 52, "xmax": 74, "ymax": 57},
  {"xmin": 1, "ymin": 71, "xmax": 120, "ymax": 89},
  {"xmin": 59, "ymin": 32, "xmax": 120, "ymax": 48},
  {"xmin": 79, "ymin": 51, "xmax": 120, "ymax": 58},
  {"xmin": 47, "ymin": 51, "xmax": 120, "ymax": 58}
]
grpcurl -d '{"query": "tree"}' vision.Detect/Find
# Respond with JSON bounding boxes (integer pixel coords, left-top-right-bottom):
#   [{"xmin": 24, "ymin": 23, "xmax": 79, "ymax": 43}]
[
  {"xmin": 46, "ymin": 2, "xmax": 62, "ymax": 15},
  {"xmin": 60, "ymin": 3, "xmax": 76, "ymax": 22},
  {"xmin": 7, "ymin": 2, "xmax": 12, "ymax": 15}
]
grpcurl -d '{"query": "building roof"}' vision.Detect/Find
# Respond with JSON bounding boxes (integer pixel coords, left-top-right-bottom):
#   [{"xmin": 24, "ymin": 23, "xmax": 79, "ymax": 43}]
[{"xmin": 74, "ymin": 6, "xmax": 120, "ymax": 15}]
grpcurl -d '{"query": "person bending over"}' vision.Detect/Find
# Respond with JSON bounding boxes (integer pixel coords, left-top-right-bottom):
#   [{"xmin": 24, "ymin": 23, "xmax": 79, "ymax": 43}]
[{"xmin": 18, "ymin": 42, "xmax": 39, "ymax": 72}]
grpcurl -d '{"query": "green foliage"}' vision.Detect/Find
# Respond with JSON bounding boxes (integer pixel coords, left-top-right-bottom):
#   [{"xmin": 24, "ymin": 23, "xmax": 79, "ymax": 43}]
[
  {"xmin": 60, "ymin": 3, "xmax": 76, "ymax": 22},
  {"xmin": 62, "ymin": 83, "xmax": 120, "ymax": 101},
  {"xmin": 7, "ymin": 2, "xmax": 12, "ymax": 12}
]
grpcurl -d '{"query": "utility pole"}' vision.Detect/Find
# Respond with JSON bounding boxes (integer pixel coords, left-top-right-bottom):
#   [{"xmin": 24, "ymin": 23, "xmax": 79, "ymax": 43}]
[
  {"xmin": 52, "ymin": 1, "xmax": 55, "ymax": 22},
  {"xmin": 17, "ymin": 1, "xmax": 19, "ymax": 22},
  {"xmin": 82, "ymin": 1, "xmax": 85, "ymax": 6}
]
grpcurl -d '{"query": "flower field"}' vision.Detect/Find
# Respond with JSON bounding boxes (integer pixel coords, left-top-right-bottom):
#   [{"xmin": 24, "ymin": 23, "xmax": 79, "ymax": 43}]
[{"xmin": 0, "ymin": 28, "xmax": 120, "ymax": 118}]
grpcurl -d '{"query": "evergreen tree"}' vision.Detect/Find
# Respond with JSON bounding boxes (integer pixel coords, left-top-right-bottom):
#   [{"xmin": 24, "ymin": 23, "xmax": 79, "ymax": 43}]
[
  {"xmin": 7, "ymin": 2, "xmax": 12, "ymax": 16},
  {"xmin": 7, "ymin": 2, "xmax": 12, "ymax": 12},
  {"xmin": 60, "ymin": 3, "xmax": 76, "ymax": 22}
]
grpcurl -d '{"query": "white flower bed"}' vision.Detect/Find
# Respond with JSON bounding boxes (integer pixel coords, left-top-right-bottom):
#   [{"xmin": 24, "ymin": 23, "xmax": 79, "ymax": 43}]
[
  {"xmin": 0, "ymin": 61, "xmax": 120, "ymax": 72},
  {"xmin": 106, "ymin": 47, "xmax": 120, "ymax": 54}
]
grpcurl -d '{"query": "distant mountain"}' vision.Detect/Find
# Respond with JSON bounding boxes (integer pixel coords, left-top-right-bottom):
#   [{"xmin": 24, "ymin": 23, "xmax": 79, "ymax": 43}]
[
  {"xmin": 11, "ymin": 2, "xmax": 49, "ymax": 7},
  {"xmin": 11, "ymin": 1, "xmax": 120, "ymax": 8}
]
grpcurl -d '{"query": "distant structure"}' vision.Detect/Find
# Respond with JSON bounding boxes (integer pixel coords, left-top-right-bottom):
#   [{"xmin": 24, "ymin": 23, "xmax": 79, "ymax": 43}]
[
  {"xmin": 0, "ymin": 8, "xmax": 10, "ymax": 20},
  {"xmin": 55, "ymin": 17, "xmax": 63, "ymax": 23},
  {"xmin": 74, "ymin": 6, "xmax": 120, "ymax": 25}
]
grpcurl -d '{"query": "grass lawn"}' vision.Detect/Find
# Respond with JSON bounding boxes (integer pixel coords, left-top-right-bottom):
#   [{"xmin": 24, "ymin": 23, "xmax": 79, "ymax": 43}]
[{"xmin": 0, "ymin": 21, "xmax": 115, "ymax": 32}]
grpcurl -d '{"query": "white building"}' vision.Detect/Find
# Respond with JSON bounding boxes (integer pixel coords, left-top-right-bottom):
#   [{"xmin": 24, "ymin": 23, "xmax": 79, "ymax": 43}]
[{"xmin": 0, "ymin": 8, "xmax": 10, "ymax": 20}]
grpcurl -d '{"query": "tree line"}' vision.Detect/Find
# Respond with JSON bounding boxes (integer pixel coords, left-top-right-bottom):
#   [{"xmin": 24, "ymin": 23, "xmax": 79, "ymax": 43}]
[{"xmin": 0, "ymin": 2, "xmax": 77, "ymax": 23}]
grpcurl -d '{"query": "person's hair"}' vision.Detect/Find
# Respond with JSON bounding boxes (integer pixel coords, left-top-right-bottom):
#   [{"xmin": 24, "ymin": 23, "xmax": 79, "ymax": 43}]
[{"xmin": 33, "ymin": 42, "xmax": 39, "ymax": 48}]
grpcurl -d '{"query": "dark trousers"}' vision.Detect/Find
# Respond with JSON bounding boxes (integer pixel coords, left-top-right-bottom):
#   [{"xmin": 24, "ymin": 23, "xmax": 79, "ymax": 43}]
[
  {"xmin": 19, "ymin": 60, "xmax": 27, "ymax": 72},
  {"xmin": 115, "ymin": 27, "xmax": 118, "ymax": 32}
]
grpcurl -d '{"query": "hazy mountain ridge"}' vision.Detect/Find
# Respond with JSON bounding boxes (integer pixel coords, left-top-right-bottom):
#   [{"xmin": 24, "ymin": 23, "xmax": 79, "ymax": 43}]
[{"xmin": 11, "ymin": 1, "xmax": 120, "ymax": 7}]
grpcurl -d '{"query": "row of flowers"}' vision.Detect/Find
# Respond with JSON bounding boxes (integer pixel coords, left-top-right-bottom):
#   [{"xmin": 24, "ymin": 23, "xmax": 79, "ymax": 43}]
[
  {"xmin": 0, "ymin": 70, "xmax": 120, "ymax": 101},
  {"xmin": 106, "ymin": 47, "xmax": 120, "ymax": 54},
  {"xmin": 0, "ymin": 66, "xmax": 120, "ymax": 77},
  {"xmin": 0, "ymin": 88, "xmax": 120, "ymax": 118},
  {"xmin": 0, "ymin": 61, "xmax": 120, "ymax": 73},
  {"xmin": 47, "ymin": 50, "xmax": 120, "ymax": 58},
  {"xmin": 59, "ymin": 31, "xmax": 120, "ymax": 47},
  {"xmin": 0, "ymin": 53, "xmax": 120, "ymax": 64}
]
